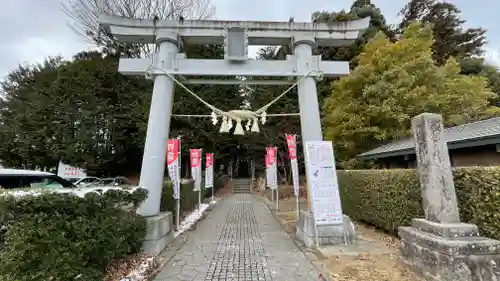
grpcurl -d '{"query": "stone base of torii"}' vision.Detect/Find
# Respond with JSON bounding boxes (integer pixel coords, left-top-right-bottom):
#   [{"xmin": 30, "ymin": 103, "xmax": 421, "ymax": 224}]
[{"xmin": 98, "ymin": 14, "xmax": 370, "ymax": 254}]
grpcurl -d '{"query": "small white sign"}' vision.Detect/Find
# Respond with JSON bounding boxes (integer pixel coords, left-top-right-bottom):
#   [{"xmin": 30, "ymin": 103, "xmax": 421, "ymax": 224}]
[
  {"xmin": 57, "ymin": 161, "xmax": 87, "ymax": 179},
  {"xmin": 304, "ymin": 141, "xmax": 343, "ymax": 225}
]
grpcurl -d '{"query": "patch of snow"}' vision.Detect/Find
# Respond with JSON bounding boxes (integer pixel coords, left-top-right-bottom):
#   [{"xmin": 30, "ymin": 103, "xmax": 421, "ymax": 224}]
[
  {"xmin": 174, "ymin": 200, "xmax": 217, "ymax": 237},
  {"xmin": 0, "ymin": 186, "xmax": 144, "ymax": 199}
]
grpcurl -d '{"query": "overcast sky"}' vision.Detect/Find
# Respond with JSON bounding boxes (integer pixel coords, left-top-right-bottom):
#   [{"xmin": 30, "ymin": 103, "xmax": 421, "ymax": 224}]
[{"xmin": 0, "ymin": 0, "xmax": 498, "ymax": 79}]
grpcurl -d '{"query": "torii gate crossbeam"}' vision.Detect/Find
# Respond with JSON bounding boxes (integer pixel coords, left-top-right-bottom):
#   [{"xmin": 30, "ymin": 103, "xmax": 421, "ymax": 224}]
[{"xmin": 98, "ymin": 15, "xmax": 369, "ymax": 221}]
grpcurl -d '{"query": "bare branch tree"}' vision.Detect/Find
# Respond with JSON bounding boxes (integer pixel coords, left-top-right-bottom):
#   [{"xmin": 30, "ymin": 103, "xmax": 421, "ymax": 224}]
[{"xmin": 61, "ymin": 0, "xmax": 216, "ymax": 56}]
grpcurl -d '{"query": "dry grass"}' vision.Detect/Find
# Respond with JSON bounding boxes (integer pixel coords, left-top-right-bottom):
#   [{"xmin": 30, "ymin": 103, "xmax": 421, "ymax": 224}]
[
  {"xmin": 273, "ymin": 198, "xmax": 424, "ymax": 281},
  {"xmin": 104, "ymin": 254, "xmax": 156, "ymax": 281}
]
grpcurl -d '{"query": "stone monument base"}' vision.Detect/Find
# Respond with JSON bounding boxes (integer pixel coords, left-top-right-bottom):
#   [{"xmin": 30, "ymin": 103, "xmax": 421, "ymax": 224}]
[
  {"xmin": 141, "ymin": 212, "xmax": 174, "ymax": 256},
  {"xmin": 399, "ymin": 218, "xmax": 500, "ymax": 281},
  {"xmin": 296, "ymin": 209, "xmax": 356, "ymax": 248}
]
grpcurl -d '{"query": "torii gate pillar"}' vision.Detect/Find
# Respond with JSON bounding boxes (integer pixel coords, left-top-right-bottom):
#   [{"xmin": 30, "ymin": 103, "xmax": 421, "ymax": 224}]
[
  {"xmin": 138, "ymin": 32, "xmax": 180, "ymax": 216},
  {"xmin": 294, "ymin": 38, "xmax": 323, "ymax": 142},
  {"xmin": 293, "ymin": 37, "xmax": 322, "ymax": 210}
]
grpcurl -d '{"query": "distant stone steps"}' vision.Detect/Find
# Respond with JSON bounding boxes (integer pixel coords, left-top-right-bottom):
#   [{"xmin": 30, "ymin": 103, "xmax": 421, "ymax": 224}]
[{"xmin": 232, "ymin": 178, "xmax": 252, "ymax": 193}]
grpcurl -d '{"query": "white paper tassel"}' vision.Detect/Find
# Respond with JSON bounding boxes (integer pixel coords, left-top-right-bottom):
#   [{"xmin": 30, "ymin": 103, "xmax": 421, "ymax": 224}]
[
  {"xmin": 251, "ymin": 118, "xmax": 260, "ymax": 132},
  {"xmin": 260, "ymin": 112, "xmax": 267, "ymax": 124},
  {"xmin": 227, "ymin": 118, "xmax": 233, "ymax": 130},
  {"xmin": 245, "ymin": 120, "xmax": 251, "ymax": 131},
  {"xmin": 211, "ymin": 112, "xmax": 218, "ymax": 125},
  {"xmin": 219, "ymin": 116, "xmax": 229, "ymax": 133},
  {"xmin": 234, "ymin": 119, "xmax": 245, "ymax": 135}
]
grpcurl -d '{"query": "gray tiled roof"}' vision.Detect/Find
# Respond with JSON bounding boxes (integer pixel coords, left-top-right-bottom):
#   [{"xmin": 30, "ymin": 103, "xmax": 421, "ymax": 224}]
[{"xmin": 358, "ymin": 116, "xmax": 500, "ymax": 159}]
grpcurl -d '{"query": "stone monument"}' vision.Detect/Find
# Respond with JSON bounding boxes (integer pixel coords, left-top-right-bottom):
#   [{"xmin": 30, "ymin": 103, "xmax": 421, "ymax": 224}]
[
  {"xmin": 399, "ymin": 113, "xmax": 500, "ymax": 281},
  {"xmin": 98, "ymin": 14, "xmax": 370, "ymax": 253}
]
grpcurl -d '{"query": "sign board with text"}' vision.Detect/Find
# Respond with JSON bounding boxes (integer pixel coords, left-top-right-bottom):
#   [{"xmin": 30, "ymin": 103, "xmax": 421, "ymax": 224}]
[
  {"xmin": 304, "ymin": 141, "xmax": 343, "ymax": 225},
  {"xmin": 57, "ymin": 161, "xmax": 87, "ymax": 179}
]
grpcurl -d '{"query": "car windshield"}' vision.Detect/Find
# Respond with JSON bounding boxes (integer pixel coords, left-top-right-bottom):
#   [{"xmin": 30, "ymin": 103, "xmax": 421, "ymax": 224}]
[
  {"xmin": 22, "ymin": 175, "xmax": 75, "ymax": 189},
  {"xmin": 82, "ymin": 178, "xmax": 97, "ymax": 183},
  {"xmin": 76, "ymin": 177, "xmax": 98, "ymax": 185},
  {"xmin": 99, "ymin": 179, "xmax": 115, "ymax": 185}
]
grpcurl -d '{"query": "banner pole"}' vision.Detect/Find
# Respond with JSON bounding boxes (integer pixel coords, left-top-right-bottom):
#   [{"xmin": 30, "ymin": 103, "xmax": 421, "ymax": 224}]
[
  {"xmin": 275, "ymin": 147, "xmax": 279, "ymax": 211},
  {"xmin": 176, "ymin": 135, "xmax": 181, "ymax": 231},
  {"xmin": 296, "ymin": 192, "xmax": 300, "ymax": 221},
  {"xmin": 276, "ymin": 187, "xmax": 279, "ymax": 210},
  {"xmin": 198, "ymin": 149, "xmax": 202, "ymax": 211},
  {"xmin": 315, "ymin": 219, "xmax": 320, "ymax": 247},
  {"xmin": 211, "ymin": 153, "xmax": 215, "ymax": 201}
]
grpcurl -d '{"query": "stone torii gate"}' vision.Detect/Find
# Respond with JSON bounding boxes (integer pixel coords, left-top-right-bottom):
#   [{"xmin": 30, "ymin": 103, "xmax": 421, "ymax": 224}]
[{"xmin": 98, "ymin": 16, "xmax": 369, "ymax": 221}]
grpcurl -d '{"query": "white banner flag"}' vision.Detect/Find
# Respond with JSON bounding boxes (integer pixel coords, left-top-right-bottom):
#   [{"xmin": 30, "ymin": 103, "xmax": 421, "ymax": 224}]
[
  {"xmin": 266, "ymin": 147, "xmax": 278, "ymax": 190},
  {"xmin": 190, "ymin": 149, "xmax": 202, "ymax": 191},
  {"xmin": 286, "ymin": 134, "xmax": 300, "ymax": 197},
  {"xmin": 205, "ymin": 153, "xmax": 214, "ymax": 188},
  {"xmin": 167, "ymin": 139, "xmax": 180, "ymax": 199}
]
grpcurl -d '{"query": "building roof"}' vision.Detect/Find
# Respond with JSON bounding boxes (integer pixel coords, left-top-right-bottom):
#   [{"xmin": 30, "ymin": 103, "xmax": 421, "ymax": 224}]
[{"xmin": 358, "ymin": 116, "xmax": 500, "ymax": 160}]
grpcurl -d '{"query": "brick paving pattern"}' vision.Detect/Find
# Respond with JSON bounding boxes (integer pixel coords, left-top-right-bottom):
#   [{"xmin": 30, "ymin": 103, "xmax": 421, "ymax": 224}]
[{"xmin": 154, "ymin": 194, "xmax": 320, "ymax": 281}]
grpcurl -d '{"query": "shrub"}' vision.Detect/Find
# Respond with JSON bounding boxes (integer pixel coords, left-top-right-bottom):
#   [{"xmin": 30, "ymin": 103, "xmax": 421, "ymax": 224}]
[
  {"xmin": 214, "ymin": 172, "xmax": 229, "ymax": 191},
  {"xmin": 265, "ymin": 186, "xmax": 307, "ymax": 200},
  {"xmin": 337, "ymin": 167, "xmax": 500, "ymax": 240},
  {"xmin": 160, "ymin": 173, "xmax": 228, "ymax": 213},
  {"xmin": 160, "ymin": 180, "xmax": 199, "ymax": 214},
  {"xmin": 0, "ymin": 188, "xmax": 148, "ymax": 281}
]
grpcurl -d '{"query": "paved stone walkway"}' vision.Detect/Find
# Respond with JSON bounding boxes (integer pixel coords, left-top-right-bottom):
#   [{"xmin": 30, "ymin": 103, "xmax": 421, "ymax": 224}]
[{"xmin": 154, "ymin": 194, "xmax": 321, "ymax": 281}]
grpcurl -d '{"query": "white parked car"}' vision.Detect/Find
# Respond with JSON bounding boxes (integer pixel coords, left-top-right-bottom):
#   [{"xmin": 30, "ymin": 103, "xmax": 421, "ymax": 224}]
[
  {"xmin": 0, "ymin": 169, "xmax": 76, "ymax": 189},
  {"xmin": 92, "ymin": 176, "xmax": 133, "ymax": 187}
]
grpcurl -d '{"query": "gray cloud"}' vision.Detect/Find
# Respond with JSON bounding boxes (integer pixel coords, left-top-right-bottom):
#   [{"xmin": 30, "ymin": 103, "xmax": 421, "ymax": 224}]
[
  {"xmin": 0, "ymin": 0, "xmax": 91, "ymax": 79},
  {"xmin": 0, "ymin": 0, "xmax": 498, "ymax": 80}
]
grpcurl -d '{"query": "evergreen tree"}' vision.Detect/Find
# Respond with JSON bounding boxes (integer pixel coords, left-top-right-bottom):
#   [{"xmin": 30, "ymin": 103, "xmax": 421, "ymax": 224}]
[
  {"xmin": 398, "ymin": 0, "xmax": 487, "ymax": 65},
  {"xmin": 323, "ymin": 23, "xmax": 500, "ymax": 167}
]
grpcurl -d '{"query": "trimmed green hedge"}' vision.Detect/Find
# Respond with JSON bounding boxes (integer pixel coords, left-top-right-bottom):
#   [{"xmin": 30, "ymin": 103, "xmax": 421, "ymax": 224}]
[
  {"xmin": 337, "ymin": 167, "xmax": 500, "ymax": 240},
  {"xmin": 160, "ymin": 173, "xmax": 228, "ymax": 213},
  {"xmin": 0, "ymin": 188, "xmax": 148, "ymax": 281},
  {"xmin": 0, "ymin": 173, "xmax": 229, "ymax": 281},
  {"xmin": 160, "ymin": 180, "xmax": 199, "ymax": 214}
]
